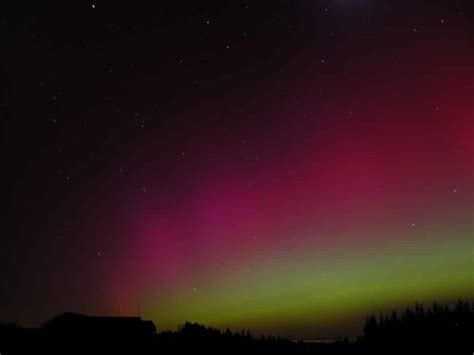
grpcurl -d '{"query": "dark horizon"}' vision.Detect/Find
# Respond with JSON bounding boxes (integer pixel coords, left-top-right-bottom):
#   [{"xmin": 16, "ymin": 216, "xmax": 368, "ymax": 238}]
[
  {"xmin": 2, "ymin": 301, "xmax": 473, "ymax": 354},
  {"xmin": 3, "ymin": 299, "xmax": 474, "ymax": 341}
]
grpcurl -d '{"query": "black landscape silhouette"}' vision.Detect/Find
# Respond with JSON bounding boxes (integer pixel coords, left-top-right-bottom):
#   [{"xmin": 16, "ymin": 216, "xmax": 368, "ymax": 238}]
[{"xmin": 1, "ymin": 301, "xmax": 472, "ymax": 354}]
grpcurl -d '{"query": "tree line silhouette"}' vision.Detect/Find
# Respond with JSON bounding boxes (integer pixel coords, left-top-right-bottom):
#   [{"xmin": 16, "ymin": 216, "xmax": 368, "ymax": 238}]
[
  {"xmin": 1, "ymin": 300, "xmax": 472, "ymax": 354},
  {"xmin": 360, "ymin": 300, "xmax": 473, "ymax": 353}
]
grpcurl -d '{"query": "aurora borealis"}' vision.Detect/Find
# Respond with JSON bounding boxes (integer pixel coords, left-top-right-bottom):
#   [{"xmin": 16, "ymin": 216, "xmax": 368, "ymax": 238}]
[{"xmin": 2, "ymin": 0, "xmax": 473, "ymax": 339}]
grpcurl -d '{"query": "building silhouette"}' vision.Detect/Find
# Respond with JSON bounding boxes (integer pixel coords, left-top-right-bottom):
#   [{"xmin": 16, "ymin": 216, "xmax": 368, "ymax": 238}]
[{"xmin": 42, "ymin": 312, "xmax": 156, "ymax": 336}]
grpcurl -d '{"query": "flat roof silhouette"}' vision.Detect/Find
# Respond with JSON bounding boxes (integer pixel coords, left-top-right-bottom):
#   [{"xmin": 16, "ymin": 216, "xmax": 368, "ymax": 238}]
[{"xmin": 42, "ymin": 313, "xmax": 156, "ymax": 335}]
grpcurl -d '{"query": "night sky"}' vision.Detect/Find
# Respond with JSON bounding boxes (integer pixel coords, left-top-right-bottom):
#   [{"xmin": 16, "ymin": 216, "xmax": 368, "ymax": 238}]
[{"xmin": 2, "ymin": 0, "xmax": 473, "ymax": 339}]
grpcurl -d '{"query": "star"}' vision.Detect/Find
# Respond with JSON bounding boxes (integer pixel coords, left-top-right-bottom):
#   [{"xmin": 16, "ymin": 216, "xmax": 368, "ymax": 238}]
[{"xmin": 91, "ymin": 4, "xmax": 95, "ymax": 9}]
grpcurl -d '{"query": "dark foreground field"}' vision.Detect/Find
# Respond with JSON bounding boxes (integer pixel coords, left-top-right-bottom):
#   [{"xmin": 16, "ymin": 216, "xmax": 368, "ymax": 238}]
[{"xmin": 1, "ymin": 301, "xmax": 472, "ymax": 355}]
